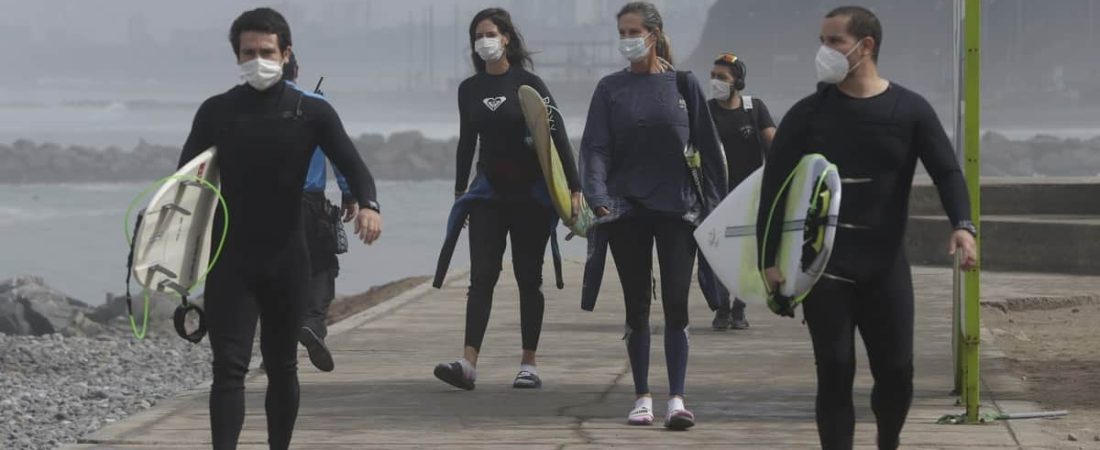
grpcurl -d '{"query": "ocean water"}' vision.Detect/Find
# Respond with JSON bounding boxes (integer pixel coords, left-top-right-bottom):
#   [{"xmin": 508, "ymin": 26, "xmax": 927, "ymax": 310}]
[
  {"xmin": 0, "ymin": 180, "xmax": 589, "ymax": 305},
  {"xmin": 0, "ymin": 89, "xmax": 588, "ymax": 149}
]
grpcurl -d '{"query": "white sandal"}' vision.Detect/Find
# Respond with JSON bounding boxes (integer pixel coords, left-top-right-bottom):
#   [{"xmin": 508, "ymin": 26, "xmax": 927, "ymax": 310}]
[{"xmin": 627, "ymin": 398, "xmax": 654, "ymax": 426}]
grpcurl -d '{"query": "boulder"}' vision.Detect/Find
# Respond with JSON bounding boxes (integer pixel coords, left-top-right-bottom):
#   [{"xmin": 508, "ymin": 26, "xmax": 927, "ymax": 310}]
[{"xmin": 0, "ymin": 276, "xmax": 97, "ymax": 336}]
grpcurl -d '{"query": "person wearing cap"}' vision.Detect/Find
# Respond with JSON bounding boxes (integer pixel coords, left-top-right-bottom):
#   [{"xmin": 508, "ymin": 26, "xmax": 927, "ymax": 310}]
[{"xmin": 706, "ymin": 52, "xmax": 776, "ymax": 330}]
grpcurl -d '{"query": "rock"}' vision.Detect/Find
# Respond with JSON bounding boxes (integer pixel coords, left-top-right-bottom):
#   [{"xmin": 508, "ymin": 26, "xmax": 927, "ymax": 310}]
[
  {"xmin": 92, "ymin": 291, "xmax": 191, "ymax": 324},
  {"xmin": 0, "ymin": 276, "xmax": 96, "ymax": 336},
  {"xmin": 0, "ymin": 293, "xmax": 56, "ymax": 336},
  {"xmin": 1068, "ymin": 432, "xmax": 1078, "ymax": 441},
  {"xmin": 0, "ymin": 334, "xmax": 212, "ymax": 448}
]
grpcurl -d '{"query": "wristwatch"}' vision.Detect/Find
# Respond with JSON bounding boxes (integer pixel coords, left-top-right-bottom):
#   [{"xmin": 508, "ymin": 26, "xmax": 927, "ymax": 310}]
[
  {"xmin": 954, "ymin": 220, "xmax": 977, "ymax": 237},
  {"xmin": 363, "ymin": 200, "xmax": 381, "ymax": 214}
]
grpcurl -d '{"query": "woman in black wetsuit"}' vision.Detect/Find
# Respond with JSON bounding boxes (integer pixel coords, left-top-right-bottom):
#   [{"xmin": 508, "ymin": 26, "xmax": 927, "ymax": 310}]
[
  {"xmin": 432, "ymin": 7, "xmax": 581, "ymax": 391},
  {"xmin": 758, "ymin": 6, "xmax": 978, "ymax": 450}
]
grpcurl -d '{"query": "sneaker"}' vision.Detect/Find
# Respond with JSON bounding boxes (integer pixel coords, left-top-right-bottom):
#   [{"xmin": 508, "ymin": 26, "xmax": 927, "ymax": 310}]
[
  {"xmin": 299, "ymin": 326, "xmax": 335, "ymax": 372},
  {"xmin": 711, "ymin": 310, "xmax": 731, "ymax": 330},
  {"xmin": 627, "ymin": 398, "xmax": 654, "ymax": 426},
  {"xmin": 664, "ymin": 408, "xmax": 696, "ymax": 430},
  {"xmin": 434, "ymin": 361, "xmax": 475, "ymax": 390},
  {"xmin": 730, "ymin": 308, "xmax": 750, "ymax": 330},
  {"xmin": 512, "ymin": 370, "xmax": 542, "ymax": 389}
]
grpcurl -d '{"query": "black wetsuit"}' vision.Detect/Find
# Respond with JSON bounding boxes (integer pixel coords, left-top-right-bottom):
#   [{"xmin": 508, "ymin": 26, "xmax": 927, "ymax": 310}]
[
  {"xmin": 758, "ymin": 83, "xmax": 969, "ymax": 450},
  {"xmin": 454, "ymin": 66, "xmax": 579, "ymax": 353},
  {"xmin": 178, "ymin": 80, "xmax": 377, "ymax": 450}
]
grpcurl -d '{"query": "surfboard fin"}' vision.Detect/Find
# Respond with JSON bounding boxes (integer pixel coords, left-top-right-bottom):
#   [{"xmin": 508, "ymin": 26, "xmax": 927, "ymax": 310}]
[
  {"xmin": 146, "ymin": 264, "xmax": 179, "ymax": 280},
  {"xmin": 157, "ymin": 278, "xmax": 189, "ymax": 298},
  {"xmin": 160, "ymin": 203, "xmax": 193, "ymax": 216}
]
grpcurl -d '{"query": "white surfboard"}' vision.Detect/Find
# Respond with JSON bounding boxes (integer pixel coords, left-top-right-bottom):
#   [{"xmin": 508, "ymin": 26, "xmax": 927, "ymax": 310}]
[
  {"xmin": 131, "ymin": 147, "xmax": 221, "ymax": 297},
  {"xmin": 694, "ymin": 154, "xmax": 841, "ymax": 307}
]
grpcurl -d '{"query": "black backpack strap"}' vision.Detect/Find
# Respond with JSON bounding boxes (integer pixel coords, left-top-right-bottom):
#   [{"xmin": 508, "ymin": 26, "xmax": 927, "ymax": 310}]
[
  {"xmin": 675, "ymin": 71, "xmax": 706, "ymax": 204},
  {"xmin": 676, "ymin": 71, "xmax": 694, "ymax": 146},
  {"xmin": 742, "ymin": 95, "xmax": 766, "ymax": 161}
]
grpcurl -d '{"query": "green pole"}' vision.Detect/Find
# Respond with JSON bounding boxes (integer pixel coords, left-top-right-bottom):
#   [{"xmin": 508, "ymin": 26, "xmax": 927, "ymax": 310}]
[{"xmin": 963, "ymin": 0, "xmax": 983, "ymax": 423}]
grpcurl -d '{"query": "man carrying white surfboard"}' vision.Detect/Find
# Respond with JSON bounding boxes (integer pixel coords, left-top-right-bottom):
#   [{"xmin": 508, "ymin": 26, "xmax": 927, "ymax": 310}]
[
  {"xmin": 757, "ymin": 6, "xmax": 977, "ymax": 449},
  {"xmin": 706, "ymin": 52, "xmax": 777, "ymax": 331},
  {"xmin": 177, "ymin": 8, "xmax": 381, "ymax": 450}
]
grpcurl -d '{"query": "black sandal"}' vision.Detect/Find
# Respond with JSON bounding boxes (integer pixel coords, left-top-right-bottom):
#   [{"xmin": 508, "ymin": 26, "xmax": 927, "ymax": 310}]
[
  {"xmin": 512, "ymin": 370, "xmax": 542, "ymax": 389},
  {"xmin": 434, "ymin": 361, "xmax": 475, "ymax": 390}
]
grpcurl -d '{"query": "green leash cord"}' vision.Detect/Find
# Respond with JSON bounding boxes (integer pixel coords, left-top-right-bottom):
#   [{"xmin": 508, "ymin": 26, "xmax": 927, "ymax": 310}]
[
  {"xmin": 760, "ymin": 169, "xmax": 798, "ymax": 299},
  {"xmin": 758, "ymin": 158, "xmax": 838, "ymax": 315},
  {"xmin": 123, "ymin": 174, "xmax": 229, "ymax": 340}
]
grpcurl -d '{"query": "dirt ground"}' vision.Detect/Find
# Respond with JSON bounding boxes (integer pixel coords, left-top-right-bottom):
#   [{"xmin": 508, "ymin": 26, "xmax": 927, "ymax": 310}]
[
  {"xmin": 325, "ymin": 275, "xmax": 431, "ymax": 325},
  {"xmin": 983, "ymin": 298, "xmax": 1100, "ymax": 447}
]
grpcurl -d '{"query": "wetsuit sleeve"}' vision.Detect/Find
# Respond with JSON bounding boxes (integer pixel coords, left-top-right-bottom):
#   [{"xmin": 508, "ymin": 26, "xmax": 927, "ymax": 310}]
[
  {"xmin": 178, "ymin": 98, "xmax": 215, "ymax": 168},
  {"xmin": 529, "ymin": 75, "xmax": 581, "ymax": 192},
  {"xmin": 757, "ymin": 96, "xmax": 814, "ymax": 269},
  {"xmin": 454, "ymin": 81, "xmax": 477, "ymax": 193},
  {"xmin": 686, "ymin": 73, "xmax": 729, "ymax": 209},
  {"xmin": 580, "ymin": 80, "xmax": 612, "ymax": 211},
  {"xmin": 314, "ymin": 100, "xmax": 379, "ymax": 210},
  {"xmin": 912, "ymin": 93, "xmax": 971, "ymax": 227}
]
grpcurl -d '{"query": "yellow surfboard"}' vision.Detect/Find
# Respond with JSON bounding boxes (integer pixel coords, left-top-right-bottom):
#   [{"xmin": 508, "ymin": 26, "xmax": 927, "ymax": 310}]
[{"xmin": 517, "ymin": 84, "xmax": 591, "ymax": 237}]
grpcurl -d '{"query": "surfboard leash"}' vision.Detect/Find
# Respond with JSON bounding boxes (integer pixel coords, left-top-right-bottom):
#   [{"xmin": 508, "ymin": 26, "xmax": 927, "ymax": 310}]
[
  {"xmin": 761, "ymin": 159, "xmax": 840, "ymax": 317},
  {"xmin": 123, "ymin": 174, "xmax": 229, "ymax": 343},
  {"xmin": 761, "ymin": 166, "xmax": 798, "ymax": 316}
]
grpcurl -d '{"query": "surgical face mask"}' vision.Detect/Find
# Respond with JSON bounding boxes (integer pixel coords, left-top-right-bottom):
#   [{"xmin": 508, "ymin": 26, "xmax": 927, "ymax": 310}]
[
  {"xmin": 474, "ymin": 37, "xmax": 504, "ymax": 62},
  {"xmin": 618, "ymin": 34, "xmax": 651, "ymax": 63},
  {"xmin": 710, "ymin": 78, "xmax": 732, "ymax": 100},
  {"xmin": 815, "ymin": 41, "xmax": 863, "ymax": 84},
  {"xmin": 239, "ymin": 57, "xmax": 283, "ymax": 91}
]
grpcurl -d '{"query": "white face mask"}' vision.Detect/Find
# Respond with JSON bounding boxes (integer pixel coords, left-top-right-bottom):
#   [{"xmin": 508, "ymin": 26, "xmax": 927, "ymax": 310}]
[
  {"xmin": 710, "ymin": 78, "xmax": 732, "ymax": 100},
  {"xmin": 238, "ymin": 57, "xmax": 284, "ymax": 91},
  {"xmin": 618, "ymin": 34, "xmax": 651, "ymax": 63},
  {"xmin": 474, "ymin": 37, "xmax": 504, "ymax": 63},
  {"xmin": 815, "ymin": 41, "xmax": 863, "ymax": 84}
]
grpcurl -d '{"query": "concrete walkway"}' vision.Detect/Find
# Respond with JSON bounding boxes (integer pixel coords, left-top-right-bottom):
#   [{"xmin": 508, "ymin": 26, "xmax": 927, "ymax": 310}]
[{"xmin": 67, "ymin": 261, "xmax": 1071, "ymax": 449}]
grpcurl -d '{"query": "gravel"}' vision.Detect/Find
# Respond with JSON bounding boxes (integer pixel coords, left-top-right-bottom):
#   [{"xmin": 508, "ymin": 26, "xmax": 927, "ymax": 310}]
[{"xmin": 0, "ymin": 332, "xmax": 212, "ymax": 449}]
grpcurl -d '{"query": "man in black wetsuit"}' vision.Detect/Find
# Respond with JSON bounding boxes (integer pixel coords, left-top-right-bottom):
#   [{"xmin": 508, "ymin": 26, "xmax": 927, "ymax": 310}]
[
  {"xmin": 758, "ymin": 6, "xmax": 977, "ymax": 450},
  {"xmin": 177, "ymin": 8, "xmax": 381, "ymax": 450}
]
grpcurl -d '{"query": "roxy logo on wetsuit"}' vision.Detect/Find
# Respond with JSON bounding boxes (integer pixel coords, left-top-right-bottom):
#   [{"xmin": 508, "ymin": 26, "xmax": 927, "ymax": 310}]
[{"xmin": 482, "ymin": 96, "xmax": 507, "ymax": 111}]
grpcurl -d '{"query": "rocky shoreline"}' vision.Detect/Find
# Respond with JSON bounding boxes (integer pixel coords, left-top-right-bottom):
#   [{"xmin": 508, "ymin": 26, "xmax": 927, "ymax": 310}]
[
  {"xmin": 1, "ymin": 131, "xmax": 1099, "ymax": 184},
  {"xmin": 0, "ymin": 333, "xmax": 212, "ymax": 450},
  {"xmin": 0, "ymin": 274, "xmax": 424, "ymax": 450},
  {"xmin": 0, "ymin": 130, "xmax": 463, "ymax": 184}
]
